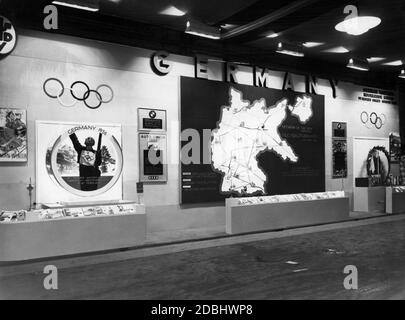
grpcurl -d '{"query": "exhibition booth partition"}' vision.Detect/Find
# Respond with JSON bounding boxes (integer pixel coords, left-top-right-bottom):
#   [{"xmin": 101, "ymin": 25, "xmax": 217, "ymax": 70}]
[{"xmin": 0, "ymin": 28, "xmax": 404, "ymax": 261}]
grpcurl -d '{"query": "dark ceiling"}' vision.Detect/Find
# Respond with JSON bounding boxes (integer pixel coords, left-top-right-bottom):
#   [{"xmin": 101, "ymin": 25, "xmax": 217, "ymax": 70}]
[{"xmin": 1, "ymin": 0, "xmax": 404, "ymax": 88}]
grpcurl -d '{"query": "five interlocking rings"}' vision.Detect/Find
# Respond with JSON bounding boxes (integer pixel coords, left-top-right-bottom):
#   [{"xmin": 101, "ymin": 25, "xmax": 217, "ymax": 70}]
[
  {"xmin": 43, "ymin": 78, "xmax": 114, "ymax": 109},
  {"xmin": 360, "ymin": 111, "xmax": 386, "ymax": 130}
]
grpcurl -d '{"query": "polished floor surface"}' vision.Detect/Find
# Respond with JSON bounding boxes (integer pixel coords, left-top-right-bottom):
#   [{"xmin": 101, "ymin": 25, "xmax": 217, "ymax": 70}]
[{"xmin": 1, "ymin": 216, "xmax": 405, "ymax": 300}]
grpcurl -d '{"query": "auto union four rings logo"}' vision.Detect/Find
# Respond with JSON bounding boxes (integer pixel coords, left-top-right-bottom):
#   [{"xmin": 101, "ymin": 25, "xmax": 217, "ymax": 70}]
[
  {"xmin": 360, "ymin": 111, "xmax": 386, "ymax": 130},
  {"xmin": 43, "ymin": 78, "xmax": 114, "ymax": 109}
]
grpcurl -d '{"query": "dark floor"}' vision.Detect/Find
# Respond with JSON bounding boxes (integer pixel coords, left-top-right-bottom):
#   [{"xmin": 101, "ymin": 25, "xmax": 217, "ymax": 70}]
[{"xmin": 1, "ymin": 218, "xmax": 405, "ymax": 300}]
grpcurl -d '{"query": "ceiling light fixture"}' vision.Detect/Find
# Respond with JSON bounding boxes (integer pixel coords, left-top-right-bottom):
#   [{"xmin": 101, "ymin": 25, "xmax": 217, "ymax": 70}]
[
  {"xmin": 322, "ymin": 46, "xmax": 350, "ymax": 54},
  {"xmin": 276, "ymin": 42, "xmax": 304, "ymax": 57},
  {"xmin": 335, "ymin": 16, "xmax": 381, "ymax": 36},
  {"xmin": 221, "ymin": 24, "xmax": 238, "ymax": 30},
  {"xmin": 303, "ymin": 42, "xmax": 324, "ymax": 48},
  {"xmin": 52, "ymin": 0, "xmax": 99, "ymax": 12},
  {"xmin": 399, "ymin": 70, "xmax": 405, "ymax": 79},
  {"xmin": 266, "ymin": 32, "xmax": 279, "ymax": 38},
  {"xmin": 367, "ymin": 57, "xmax": 385, "ymax": 63},
  {"xmin": 185, "ymin": 20, "xmax": 221, "ymax": 40},
  {"xmin": 159, "ymin": 5, "xmax": 186, "ymax": 17},
  {"xmin": 347, "ymin": 58, "xmax": 369, "ymax": 71},
  {"xmin": 382, "ymin": 60, "xmax": 403, "ymax": 66}
]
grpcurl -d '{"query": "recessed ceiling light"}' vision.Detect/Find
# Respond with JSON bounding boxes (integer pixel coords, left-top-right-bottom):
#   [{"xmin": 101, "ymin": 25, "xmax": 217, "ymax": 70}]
[
  {"xmin": 367, "ymin": 57, "xmax": 385, "ymax": 63},
  {"xmin": 52, "ymin": 0, "xmax": 99, "ymax": 12},
  {"xmin": 347, "ymin": 58, "xmax": 369, "ymax": 71},
  {"xmin": 322, "ymin": 46, "xmax": 350, "ymax": 54},
  {"xmin": 335, "ymin": 16, "xmax": 381, "ymax": 36},
  {"xmin": 382, "ymin": 60, "xmax": 403, "ymax": 66},
  {"xmin": 303, "ymin": 42, "xmax": 324, "ymax": 48},
  {"xmin": 266, "ymin": 32, "xmax": 279, "ymax": 38},
  {"xmin": 399, "ymin": 70, "xmax": 405, "ymax": 79},
  {"xmin": 159, "ymin": 5, "xmax": 186, "ymax": 17}
]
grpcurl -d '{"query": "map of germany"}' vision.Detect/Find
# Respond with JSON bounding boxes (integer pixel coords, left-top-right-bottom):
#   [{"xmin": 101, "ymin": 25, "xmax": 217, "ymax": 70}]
[{"xmin": 211, "ymin": 87, "xmax": 313, "ymax": 195}]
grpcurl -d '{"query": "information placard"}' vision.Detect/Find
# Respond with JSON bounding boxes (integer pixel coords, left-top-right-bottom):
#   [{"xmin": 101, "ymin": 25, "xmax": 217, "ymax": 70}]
[{"xmin": 138, "ymin": 108, "xmax": 167, "ymax": 132}]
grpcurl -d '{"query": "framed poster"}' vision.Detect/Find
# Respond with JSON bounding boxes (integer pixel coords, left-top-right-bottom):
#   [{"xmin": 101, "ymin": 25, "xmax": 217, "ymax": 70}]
[
  {"xmin": 332, "ymin": 139, "xmax": 347, "ymax": 178},
  {"xmin": 36, "ymin": 121, "xmax": 123, "ymax": 204},
  {"xmin": 389, "ymin": 133, "xmax": 401, "ymax": 164},
  {"xmin": 332, "ymin": 122, "xmax": 347, "ymax": 179},
  {"xmin": 0, "ymin": 108, "xmax": 27, "ymax": 162},
  {"xmin": 138, "ymin": 108, "xmax": 167, "ymax": 132},
  {"xmin": 139, "ymin": 133, "xmax": 167, "ymax": 182}
]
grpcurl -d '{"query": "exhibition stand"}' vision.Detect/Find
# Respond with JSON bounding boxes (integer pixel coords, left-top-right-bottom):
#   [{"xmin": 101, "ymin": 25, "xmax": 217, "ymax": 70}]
[
  {"xmin": 0, "ymin": 202, "xmax": 146, "ymax": 262},
  {"xmin": 226, "ymin": 192, "xmax": 350, "ymax": 235},
  {"xmin": 386, "ymin": 187, "xmax": 405, "ymax": 214}
]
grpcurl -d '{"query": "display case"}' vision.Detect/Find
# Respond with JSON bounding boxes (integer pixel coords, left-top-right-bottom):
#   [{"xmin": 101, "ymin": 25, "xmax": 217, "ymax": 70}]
[
  {"xmin": 0, "ymin": 201, "xmax": 146, "ymax": 262},
  {"xmin": 226, "ymin": 191, "xmax": 350, "ymax": 235}
]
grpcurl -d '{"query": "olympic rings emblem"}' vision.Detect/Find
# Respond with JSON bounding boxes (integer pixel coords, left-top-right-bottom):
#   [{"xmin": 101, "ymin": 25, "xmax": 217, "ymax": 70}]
[
  {"xmin": 43, "ymin": 78, "xmax": 114, "ymax": 109},
  {"xmin": 360, "ymin": 111, "xmax": 386, "ymax": 130}
]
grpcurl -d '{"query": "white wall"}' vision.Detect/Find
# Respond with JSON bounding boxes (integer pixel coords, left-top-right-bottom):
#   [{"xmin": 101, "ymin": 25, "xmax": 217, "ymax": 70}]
[{"xmin": 0, "ymin": 29, "xmax": 399, "ymax": 230}]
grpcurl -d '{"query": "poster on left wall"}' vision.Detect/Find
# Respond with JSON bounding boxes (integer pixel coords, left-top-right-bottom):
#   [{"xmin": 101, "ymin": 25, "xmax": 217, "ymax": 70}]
[
  {"xmin": 0, "ymin": 108, "xmax": 28, "ymax": 162},
  {"xmin": 36, "ymin": 121, "xmax": 123, "ymax": 204}
]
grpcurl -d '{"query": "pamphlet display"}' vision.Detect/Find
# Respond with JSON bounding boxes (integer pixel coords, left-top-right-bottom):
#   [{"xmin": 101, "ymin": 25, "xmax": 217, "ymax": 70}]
[
  {"xmin": 0, "ymin": 202, "xmax": 146, "ymax": 261},
  {"xmin": 0, "ymin": 203, "xmax": 140, "ymax": 223},
  {"xmin": 226, "ymin": 191, "xmax": 349, "ymax": 234},
  {"xmin": 237, "ymin": 191, "xmax": 345, "ymax": 205}
]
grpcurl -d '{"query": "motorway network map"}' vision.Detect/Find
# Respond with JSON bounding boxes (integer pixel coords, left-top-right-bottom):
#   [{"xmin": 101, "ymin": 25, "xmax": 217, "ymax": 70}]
[{"xmin": 211, "ymin": 87, "xmax": 313, "ymax": 195}]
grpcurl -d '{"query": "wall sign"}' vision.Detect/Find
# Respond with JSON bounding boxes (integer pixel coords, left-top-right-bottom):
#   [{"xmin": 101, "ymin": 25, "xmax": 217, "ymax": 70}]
[
  {"xmin": 36, "ymin": 121, "xmax": 123, "ymax": 204},
  {"xmin": 138, "ymin": 108, "xmax": 167, "ymax": 132},
  {"xmin": 139, "ymin": 133, "xmax": 167, "ymax": 183},
  {"xmin": 151, "ymin": 51, "xmax": 173, "ymax": 75},
  {"xmin": 0, "ymin": 108, "xmax": 27, "ymax": 162},
  {"xmin": 0, "ymin": 16, "xmax": 17, "ymax": 56},
  {"xmin": 358, "ymin": 87, "xmax": 397, "ymax": 105}
]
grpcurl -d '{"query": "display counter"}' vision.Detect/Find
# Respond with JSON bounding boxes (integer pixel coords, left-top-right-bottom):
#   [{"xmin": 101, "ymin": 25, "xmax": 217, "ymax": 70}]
[
  {"xmin": 226, "ymin": 192, "xmax": 350, "ymax": 235},
  {"xmin": 0, "ymin": 202, "xmax": 146, "ymax": 262},
  {"xmin": 353, "ymin": 186, "xmax": 386, "ymax": 213},
  {"xmin": 386, "ymin": 187, "xmax": 405, "ymax": 214}
]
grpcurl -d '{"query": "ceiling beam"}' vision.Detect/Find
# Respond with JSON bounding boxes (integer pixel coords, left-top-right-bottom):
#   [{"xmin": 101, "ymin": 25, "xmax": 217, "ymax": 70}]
[{"xmin": 221, "ymin": 0, "xmax": 321, "ymax": 39}]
